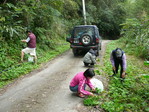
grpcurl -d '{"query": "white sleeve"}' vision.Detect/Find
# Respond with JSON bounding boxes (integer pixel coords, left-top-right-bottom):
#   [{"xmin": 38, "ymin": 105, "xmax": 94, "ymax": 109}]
[{"xmin": 26, "ymin": 37, "xmax": 30, "ymax": 42}]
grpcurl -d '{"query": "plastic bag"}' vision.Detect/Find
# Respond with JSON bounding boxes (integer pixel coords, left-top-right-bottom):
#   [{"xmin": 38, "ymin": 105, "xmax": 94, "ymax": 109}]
[
  {"xmin": 90, "ymin": 78, "xmax": 104, "ymax": 92},
  {"xmin": 28, "ymin": 56, "xmax": 34, "ymax": 62}
]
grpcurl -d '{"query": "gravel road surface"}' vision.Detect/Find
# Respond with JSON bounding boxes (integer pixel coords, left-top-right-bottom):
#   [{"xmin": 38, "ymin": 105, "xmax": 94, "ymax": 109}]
[{"xmin": 0, "ymin": 40, "xmax": 110, "ymax": 112}]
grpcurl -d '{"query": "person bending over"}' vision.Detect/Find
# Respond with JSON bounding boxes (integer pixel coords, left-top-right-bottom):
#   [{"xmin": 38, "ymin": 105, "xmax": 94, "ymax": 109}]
[
  {"xmin": 110, "ymin": 48, "xmax": 127, "ymax": 79},
  {"xmin": 69, "ymin": 68, "xmax": 95, "ymax": 98}
]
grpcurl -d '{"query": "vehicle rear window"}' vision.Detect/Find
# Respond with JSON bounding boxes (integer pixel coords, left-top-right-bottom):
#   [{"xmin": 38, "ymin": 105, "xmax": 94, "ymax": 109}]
[{"xmin": 73, "ymin": 27, "xmax": 94, "ymax": 38}]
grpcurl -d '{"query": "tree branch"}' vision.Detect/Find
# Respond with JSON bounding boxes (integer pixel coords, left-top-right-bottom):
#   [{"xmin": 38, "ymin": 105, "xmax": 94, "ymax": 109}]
[{"xmin": 3, "ymin": 0, "xmax": 7, "ymax": 4}]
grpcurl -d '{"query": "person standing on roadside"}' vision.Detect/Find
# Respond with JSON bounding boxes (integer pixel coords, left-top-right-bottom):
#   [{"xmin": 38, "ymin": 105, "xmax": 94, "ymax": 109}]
[
  {"xmin": 110, "ymin": 48, "xmax": 127, "ymax": 79},
  {"xmin": 21, "ymin": 30, "xmax": 37, "ymax": 63}
]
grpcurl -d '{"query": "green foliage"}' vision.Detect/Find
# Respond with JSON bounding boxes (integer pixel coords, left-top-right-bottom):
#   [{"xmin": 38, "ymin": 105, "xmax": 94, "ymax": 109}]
[
  {"xmin": 95, "ymin": 88, "xmax": 102, "ymax": 94},
  {"xmin": 0, "ymin": 0, "xmax": 76, "ymax": 70},
  {"xmin": 82, "ymin": 40, "xmax": 148, "ymax": 111},
  {"xmin": 144, "ymin": 61, "xmax": 149, "ymax": 66},
  {"xmin": 85, "ymin": 0, "xmax": 126, "ymax": 38},
  {"xmin": 63, "ymin": 0, "xmax": 79, "ymax": 19},
  {"xmin": 0, "ymin": 0, "xmax": 79, "ymax": 90},
  {"xmin": 95, "ymin": 69, "xmax": 101, "ymax": 75},
  {"xmin": 83, "ymin": 96, "xmax": 100, "ymax": 106},
  {"xmin": 121, "ymin": 0, "xmax": 149, "ymax": 19},
  {"xmin": 0, "ymin": 2, "xmax": 148, "ymax": 112},
  {"xmin": 0, "ymin": 3, "xmax": 26, "ymax": 41},
  {"xmin": 0, "ymin": 39, "xmax": 69, "ymax": 87},
  {"xmin": 100, "ymin": 40, "xmax": 149, "ymax": 112},
  {"xmin": 121, "ymin": 0, "xmax": 149, "ymax": 59},
  {"xmin": 120, "ymin": 17, "xmax": 149, "ymax": 59},
  {"xmin": 85, "ymin": 1, "xmax": 98, "ymax": 24}
]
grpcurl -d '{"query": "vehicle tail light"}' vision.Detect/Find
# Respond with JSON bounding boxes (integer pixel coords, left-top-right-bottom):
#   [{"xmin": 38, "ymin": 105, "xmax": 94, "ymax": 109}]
[
  {"xmin": 96, "ymin": 38, "xmax": 99, "ymax": 43},
  {"xmin": 79, "ymin": 42, "xmax": 82, "ymax": 45},
  {"xmin": 70, "ymin": 38, "xmax": 74, "ymax": 43}
]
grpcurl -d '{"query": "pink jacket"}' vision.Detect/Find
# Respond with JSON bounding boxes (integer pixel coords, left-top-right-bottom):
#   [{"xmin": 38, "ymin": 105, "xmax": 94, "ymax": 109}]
[{"xmin": 70, "ymin": 72, "xmax": 94, "ymax": 95}]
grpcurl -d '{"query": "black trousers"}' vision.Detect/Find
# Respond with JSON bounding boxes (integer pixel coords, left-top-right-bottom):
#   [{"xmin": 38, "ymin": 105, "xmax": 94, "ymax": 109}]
[
  {"xmin": 84, "ymin": 62, "xmax": 94, "ymax": 66},
  {"xmin": 113, "ymin": 60, "xmax": 123, "ymax": 78}
]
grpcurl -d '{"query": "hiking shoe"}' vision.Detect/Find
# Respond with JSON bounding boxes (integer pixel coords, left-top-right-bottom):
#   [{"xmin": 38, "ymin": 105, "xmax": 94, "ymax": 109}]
[{"xmin": 77, "ymin": 93, "xmax": 85, "ymax": 98}]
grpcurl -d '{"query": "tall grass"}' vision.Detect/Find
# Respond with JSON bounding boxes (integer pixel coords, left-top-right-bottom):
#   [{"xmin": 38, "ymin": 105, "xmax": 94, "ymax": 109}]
[{"xmin": 120, "ymin": 17, "xmax": 149, "ymax": 60}]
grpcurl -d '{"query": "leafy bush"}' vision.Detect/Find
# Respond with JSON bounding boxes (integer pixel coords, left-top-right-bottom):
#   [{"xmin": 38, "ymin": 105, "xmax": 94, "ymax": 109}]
[
  {"xmin": 0, "ymin": 0, "xmax": 78, "ymax": 71},
  {"xmin": 82, "ymin": 40, "xmax": 149, "ymax": 111},
  {"xmin": 100, "ymin": 41, "xmax": 149, "ymax": 112},
  {"xmin": 84, "ymin": 96, "xmax": 100, "ymax": 106},
  {"xmin": 120, "ymin": 17, "xmax": 149, "ymax": 60}
]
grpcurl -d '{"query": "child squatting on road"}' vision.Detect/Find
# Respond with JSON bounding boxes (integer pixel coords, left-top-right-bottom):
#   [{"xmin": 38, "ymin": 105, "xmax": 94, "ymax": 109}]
[{"xmin": 69, "ymin": 68, "xmax": 95, "ymax": 98}]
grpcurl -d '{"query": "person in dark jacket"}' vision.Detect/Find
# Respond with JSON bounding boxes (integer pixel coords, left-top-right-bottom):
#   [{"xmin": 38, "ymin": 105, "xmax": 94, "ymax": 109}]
[
  {"xmin": 21, "ymin": 31, "xmax": 37, "ymax": 62},
  {"xmin": 110, "ymin": 48, "xmax": 127, "ymax": 78},
  {"xmin": 83, "ymin": 49, "xmax": 97, "ymax": 66}
]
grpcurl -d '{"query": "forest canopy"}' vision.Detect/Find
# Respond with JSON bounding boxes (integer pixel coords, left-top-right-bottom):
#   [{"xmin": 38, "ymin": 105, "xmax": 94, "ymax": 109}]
[{"xmin": 0, "ymin": 0, "xmax": 148, "ymax": 71}]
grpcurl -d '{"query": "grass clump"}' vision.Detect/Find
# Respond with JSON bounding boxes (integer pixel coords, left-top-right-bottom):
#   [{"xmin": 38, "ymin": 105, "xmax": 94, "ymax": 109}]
[{"xmin": 84, "ymin": 96, "xmax": 100, "ymax": 106}]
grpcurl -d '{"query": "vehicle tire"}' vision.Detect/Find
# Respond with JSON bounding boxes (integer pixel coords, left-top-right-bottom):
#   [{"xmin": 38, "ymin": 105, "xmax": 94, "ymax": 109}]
[
  {"xmin": 80, "ymin": 33, "xmax": 93, "ymax": 46},
  {"xmin": 96, "ymin": 47, "xmax": 99, "ymax": 56},
  {"xmin": 99, "ymin": 43, "xmax": 102, "ymax": 50},
  {"xmin": 84, "ymin": 62, "xmax": 89, "ymax": 66},
  {"xmin": 72, "ymin": 48, "xmax": 78, "ymax": 56}
]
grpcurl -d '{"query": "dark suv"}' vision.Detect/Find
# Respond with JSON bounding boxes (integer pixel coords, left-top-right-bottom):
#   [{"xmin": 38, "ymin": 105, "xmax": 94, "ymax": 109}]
[{"xmin": 66, "ymin": 25, "xmax": 102, "ymax": 56}]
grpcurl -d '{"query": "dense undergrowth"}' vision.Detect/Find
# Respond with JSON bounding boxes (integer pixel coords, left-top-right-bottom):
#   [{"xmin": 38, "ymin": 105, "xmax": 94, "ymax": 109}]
[
  {"xmin": 101, "ymin": 40, "xmax": 149, "ymax": 112},
  {"xmin": 0, "ymin": 39, "xmax": 69, "ymax": 88},
  {"xmin": 84, "ymin": 40, "xmax": 149, "ymax": 112},
  {"xmin": 120, "ymin": 17, "xmax": 149, "ymax": 60}
]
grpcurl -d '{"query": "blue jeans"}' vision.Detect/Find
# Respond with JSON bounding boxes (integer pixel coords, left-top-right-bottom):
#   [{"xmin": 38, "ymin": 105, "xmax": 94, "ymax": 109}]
[
  {"xmin": 69, "ymin": 84, "xmax": 86, "ymax": 92},
  {"xmin": 69, "ymin": 85, "xmax": 78, "ymax": 92}
]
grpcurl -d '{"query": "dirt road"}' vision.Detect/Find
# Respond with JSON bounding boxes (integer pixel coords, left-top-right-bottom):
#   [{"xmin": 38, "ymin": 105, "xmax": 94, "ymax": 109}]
[{"xmin": 0, "ymin": 40, "xmax": 110, "ymax": 112}]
